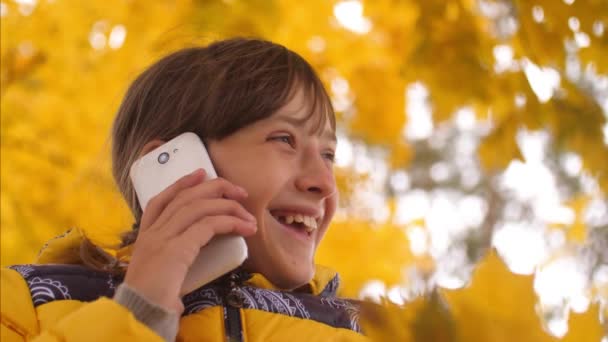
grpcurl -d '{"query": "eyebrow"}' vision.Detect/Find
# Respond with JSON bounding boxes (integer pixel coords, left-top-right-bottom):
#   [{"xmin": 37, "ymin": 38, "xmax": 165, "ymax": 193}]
[{"xmin": 275, "ymin": 115, "xmax": 337, "ymax": 143}]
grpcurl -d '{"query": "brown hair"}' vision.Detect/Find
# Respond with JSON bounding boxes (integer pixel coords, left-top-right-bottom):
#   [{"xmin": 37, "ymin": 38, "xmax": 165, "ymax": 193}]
[{"xmin": 81, "ymin": 37, "xmax": 335, "ymax": 272}]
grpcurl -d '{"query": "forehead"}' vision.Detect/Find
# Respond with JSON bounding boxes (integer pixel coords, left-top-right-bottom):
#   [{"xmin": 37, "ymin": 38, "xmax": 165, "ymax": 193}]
[{"xmin": 270, "ymin": 86, "xmax": 336, "ymax": 140}]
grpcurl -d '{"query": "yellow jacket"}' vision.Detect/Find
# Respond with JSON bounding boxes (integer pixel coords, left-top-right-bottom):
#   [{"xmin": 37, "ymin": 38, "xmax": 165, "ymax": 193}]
[{"xmin": 1, "ymin": 229, "xmax": 368, "ymax": 341}]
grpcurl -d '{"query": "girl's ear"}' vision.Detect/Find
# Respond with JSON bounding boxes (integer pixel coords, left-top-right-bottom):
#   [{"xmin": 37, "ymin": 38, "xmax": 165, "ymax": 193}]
[{"xmin": 138, "ymin": 139, "xmax": 166, "ymax": 158}]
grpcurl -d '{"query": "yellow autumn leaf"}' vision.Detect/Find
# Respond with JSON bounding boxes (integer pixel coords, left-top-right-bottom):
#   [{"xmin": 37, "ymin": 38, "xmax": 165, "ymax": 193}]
[
  {"xmin": 579, "ymin": 37, "xmax": 608, "ymax": 75},
  {"xmin": 561, "ymin": 303, "xmax": 605, "ymax": 342},
  {"xmin": 512, "ymin": 0, "xmax": 570, "ymax": 68},
  {"xmin": 547, "ymin": 81, "xmax": 608, "ymax": 192},
  {"xmin": 389, "ymin": 141, "xmax": 414, "ymax": 170},
  {"xmin": 348, "ymin": 64, "xmax": 406, "ymax": 146},
  {"xmin": 360, "ymin": 299, "xmax": 419, "ymax": 342},
  {"xmin": 360, "ymin": 292, "xmax": 455, "ymax": 342},
  {"xmin": 441, "ymin": 250, "xmax": 558, "ymax": 342},
  {"xmin": 478, "ymin": 115, "xmax": 524, "ymax": 172},
  {"xmin": 401, "ymin": 0, "xmax": 496, "ymax": 122},
  {"xmin": 565, "ymin": 195, "xmax": 590, "ymax": 244},
  {"xmin": 316, "ymin": 220, "xmax": 414, "ymax": 298}
]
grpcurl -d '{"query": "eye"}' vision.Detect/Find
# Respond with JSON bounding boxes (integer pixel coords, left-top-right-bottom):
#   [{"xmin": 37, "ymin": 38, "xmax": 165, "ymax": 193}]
[
  {"xmin": 322, "ymin": 151, "xmax": 336, "ymax": 163},
  {"xmin": 269, "ymin": 135, "xmax": 295, "ymax": 148}
]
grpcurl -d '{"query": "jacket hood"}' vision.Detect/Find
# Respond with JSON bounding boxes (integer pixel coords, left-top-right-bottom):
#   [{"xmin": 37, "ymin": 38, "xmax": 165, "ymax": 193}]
[{"xmin": 36, "ymin": 228, "xmax": 341, "ymax": 297}]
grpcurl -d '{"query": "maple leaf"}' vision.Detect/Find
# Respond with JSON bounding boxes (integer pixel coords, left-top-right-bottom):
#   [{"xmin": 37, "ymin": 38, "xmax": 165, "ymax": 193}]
[
  {"xmin": 561, "ymin": 303, "xmax": 605, "ymax": 342},
  {"xmin": 440, "ymin": 250, "xmax": 558, "ymax": 342}
]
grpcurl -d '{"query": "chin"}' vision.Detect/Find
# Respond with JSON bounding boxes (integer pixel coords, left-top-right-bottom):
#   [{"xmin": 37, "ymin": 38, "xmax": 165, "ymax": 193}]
[{"xmin": 245, "ymin": 257, "xmax": 315, "ymax": 290}]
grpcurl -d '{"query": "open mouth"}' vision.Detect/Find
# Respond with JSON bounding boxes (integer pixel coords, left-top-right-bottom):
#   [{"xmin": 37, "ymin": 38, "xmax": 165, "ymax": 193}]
[{"xmin": 270, "ymin": 212, "xmax": 318, "ymax": 239}]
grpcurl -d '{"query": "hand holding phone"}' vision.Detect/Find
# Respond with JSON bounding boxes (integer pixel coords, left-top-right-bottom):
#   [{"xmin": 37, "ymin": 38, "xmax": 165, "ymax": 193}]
[{"xmin": 124, "ymin": 133, "xmax": 252, "ymax": 311}]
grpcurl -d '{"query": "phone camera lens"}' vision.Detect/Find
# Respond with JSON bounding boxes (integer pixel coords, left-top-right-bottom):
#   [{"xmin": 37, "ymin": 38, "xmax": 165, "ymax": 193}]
[{"xmin": 158, "ymin": 152, "xmax": 170, "ymax": 164}]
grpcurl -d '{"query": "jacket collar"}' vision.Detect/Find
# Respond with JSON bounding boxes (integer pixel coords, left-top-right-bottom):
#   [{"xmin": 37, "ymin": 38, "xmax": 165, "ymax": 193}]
[
  {"xmin": 36, "ymin": 228, "xmax": 91, "ymax": 264},
  {"xmin": 37, "ymin": 228, "xmax": 341, "ymax": 297}
]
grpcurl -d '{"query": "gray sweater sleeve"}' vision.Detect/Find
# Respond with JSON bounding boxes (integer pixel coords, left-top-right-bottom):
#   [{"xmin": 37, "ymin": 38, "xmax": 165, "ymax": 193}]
[{"xmin": 113, "ymin": 283, "xmax": 180, "ymax": 342}]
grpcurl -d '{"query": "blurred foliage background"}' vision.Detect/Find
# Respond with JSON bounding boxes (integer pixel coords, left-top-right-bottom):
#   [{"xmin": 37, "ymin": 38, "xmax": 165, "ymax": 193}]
[{"xmin": 1, "ymin": 0, "xmax": 607, "ymax": 340}]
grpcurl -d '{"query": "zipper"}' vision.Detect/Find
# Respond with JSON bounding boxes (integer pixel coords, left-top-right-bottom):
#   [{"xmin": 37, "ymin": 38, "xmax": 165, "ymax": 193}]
[
  {"xmin": 223, "ymin": 270, "xmax": 250, "ymax": 342},
  {"xmin": 224, "ymin": 305, "xmax": 242, "ymax": 342}
]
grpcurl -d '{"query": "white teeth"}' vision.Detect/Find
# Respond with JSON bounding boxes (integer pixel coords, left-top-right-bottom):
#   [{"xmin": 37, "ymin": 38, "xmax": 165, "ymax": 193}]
[
  {"xmin": 279, "ymin": 214, "xmax": 318, "ymax": 231},
  {"xmin": 304, "ymin": 217, "xmax": 317, "ymax": 232}
]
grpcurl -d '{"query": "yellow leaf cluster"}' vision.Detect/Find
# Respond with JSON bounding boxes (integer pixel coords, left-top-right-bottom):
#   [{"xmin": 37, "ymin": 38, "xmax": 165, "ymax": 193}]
[
  {"xmin": 348, "ymin": 64, "xmax": 406, "ymax": 145},
  {"xmin": 400, "ymin": 0, "xmax": 496, "ymax": 122},
  {"xmin": 441, "ymin": 251, "xmax": 554, "ymax": 342},
  {"xmin": 316, "ymin": 219, "xmax": 414, "ymax": 298},
  {"xmin": 360, "ymin": 250, "xmax": 605, "ymax": 341},
  {"xmin": 551, "ymin": 195, "xmax": 590, "ymax": 244},
  {"xmin": 478, "ymin": 115, "xmax": 523, "ymax": 171},
  {"xmin": 1, "ymin": 0, "xmax": 194, "ymax": 263},
  {"xmin": 561, "ymin": 304, "xmax": 605, "ymax": 342},
  {"xmin": 361, "ymin": 292, "xmax": 455, "ymax": 342},
  {"xmin": 513, "ymin": 0, "xmax": 608, "ymax": 72},
  {"xmin": 1, "ymin": 1, "xmax": 606, "ymax": 339}
]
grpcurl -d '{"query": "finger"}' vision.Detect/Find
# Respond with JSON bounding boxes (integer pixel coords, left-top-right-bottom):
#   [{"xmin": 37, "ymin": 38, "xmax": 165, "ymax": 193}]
[
  {"xmin": 152, "ymin": 177, "xmax": 248, "ymax": 231},
  {"xmin": 157, "ymin": 198, "xmax": 257, "ymax": 237},
  {"xmin": 176, "ymin": 215, "xmax": 257, "ymax": 251},
  {"xmin": 139, "ymin": 168, "xmax": 206, "ymax": 231}
]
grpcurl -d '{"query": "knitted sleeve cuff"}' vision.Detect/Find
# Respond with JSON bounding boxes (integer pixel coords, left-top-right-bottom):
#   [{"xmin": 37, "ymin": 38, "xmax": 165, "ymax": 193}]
[{"xmin": 113, "ymin": 283, "xmax": 179, "ymax": 342}]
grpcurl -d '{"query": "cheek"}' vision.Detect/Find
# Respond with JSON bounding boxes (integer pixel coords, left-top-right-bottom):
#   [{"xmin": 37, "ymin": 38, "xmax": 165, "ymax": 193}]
[
  {"xmin": 238, "ymin": 176, "xmax": 279, "ymax": 216},
  {"xmin": 241, "ymin": 163, "xmax": 292, "ymax": 199},
  {"xmin": 315, "ymin": 193, "xmax": 338, "ymax": 244},
  {"xmin": 325, "ymin": 191, "xmax": 338, "ymax": 218},
  {"xmin": 241, "ymin": 193, "xmax": 268, "ymax": 218}
]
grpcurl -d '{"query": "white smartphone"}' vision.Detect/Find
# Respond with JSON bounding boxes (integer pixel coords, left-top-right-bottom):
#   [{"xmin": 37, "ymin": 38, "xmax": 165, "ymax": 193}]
[{"xmin": 129, "ymin": 132, "xmax": 248, "ymax": 295}]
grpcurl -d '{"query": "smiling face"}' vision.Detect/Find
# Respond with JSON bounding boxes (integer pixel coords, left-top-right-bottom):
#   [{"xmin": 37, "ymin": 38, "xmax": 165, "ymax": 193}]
[{"xmin": 207, "ymin": 87, "xmax": 338, "ymax": 290}]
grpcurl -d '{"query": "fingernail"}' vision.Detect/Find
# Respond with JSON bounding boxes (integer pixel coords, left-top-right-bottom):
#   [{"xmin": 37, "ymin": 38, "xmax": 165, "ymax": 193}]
[
  {"xmin": 238, "ymin": 186, "xmax": 248, "ymax": 195},
  {"xmin": 247, "ymin": 213, "xmax": 256, "ymax": 222},
  {"xmin": 192, "ymin": 168, "xmax": 206, "ymax": 176}
]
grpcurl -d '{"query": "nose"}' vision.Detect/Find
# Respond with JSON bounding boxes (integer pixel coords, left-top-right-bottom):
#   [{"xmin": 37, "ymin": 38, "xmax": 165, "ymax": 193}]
[{"xmin": 295, "ymin": 152, "xmax": 336, "ymax": 198}]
